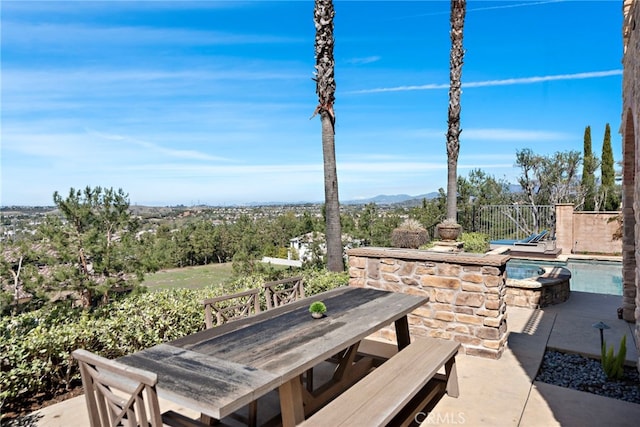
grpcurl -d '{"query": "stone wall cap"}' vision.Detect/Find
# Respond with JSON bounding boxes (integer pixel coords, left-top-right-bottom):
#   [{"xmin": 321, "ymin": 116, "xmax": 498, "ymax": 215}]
[
  {"xmin": 506, "ymin": 266, "xmax": 571, "ymax": 289},
  {"xmin": 347, "ymin": 246, "xmax": 510, "ymax": 266}
]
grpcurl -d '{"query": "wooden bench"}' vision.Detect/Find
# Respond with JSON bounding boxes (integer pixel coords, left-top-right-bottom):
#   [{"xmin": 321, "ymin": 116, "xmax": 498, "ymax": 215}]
[
  {"xmin": 356, "ymin": 338, "xmax": 400, "ymax": 365},
  {"xmin": 301, "ymin": 337, "xmax": 460, "ymax": 427}
]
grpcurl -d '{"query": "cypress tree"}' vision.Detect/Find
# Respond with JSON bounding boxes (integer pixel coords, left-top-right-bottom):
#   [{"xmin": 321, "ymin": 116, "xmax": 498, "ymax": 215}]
[
  {"xmin": 581, "ymin": 125, "xmax": 596, "ymax": 211},
  {"xmin": 601, "ymin": 123, "xmax": 619, "ymax": 210}
]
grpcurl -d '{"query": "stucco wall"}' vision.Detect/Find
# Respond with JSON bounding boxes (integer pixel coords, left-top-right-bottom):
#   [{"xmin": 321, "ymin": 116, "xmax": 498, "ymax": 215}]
[
  {"xmin": 553, "ymin": 204, "xmax": 621, "ymax": 255},
  {"xmin": 573, "ymin": 212, "xmax": 622, "ymax": 254}
]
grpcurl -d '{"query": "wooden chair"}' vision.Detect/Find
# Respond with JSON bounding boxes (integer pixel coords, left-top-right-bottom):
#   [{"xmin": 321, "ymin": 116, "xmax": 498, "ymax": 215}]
[
  {"xmin": 262, "ymin": 276, "xmax": 314, "ymax": 392},
  {"xmin": 262, "ymin": 276, "xmax": 305, "ymax": 310},
  {"xmin": 201, "ymin": 289, "xmax": 261, "ymax": 427},
  {"xmin": 202, "ymin": 288, "xmax": 261, "ymax": 329},
  {"xmin": 72, "ymin": 348, "xmax": 207, "ymax": 427}
]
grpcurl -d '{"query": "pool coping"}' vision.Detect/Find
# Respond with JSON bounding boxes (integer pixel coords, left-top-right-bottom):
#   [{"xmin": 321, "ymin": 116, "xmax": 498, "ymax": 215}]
[{"xmin": 507, "ymin": 266, "xmax": 572, "ymax": 290}]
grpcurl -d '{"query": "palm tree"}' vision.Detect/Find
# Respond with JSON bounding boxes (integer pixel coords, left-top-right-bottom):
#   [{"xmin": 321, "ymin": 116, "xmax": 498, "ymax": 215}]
[
  {"xmin": 446, "ymin": 0, "xmax": 466, "ymax": 222},
  {"xmin": 313, "ymin": 0, "xmax": 343, "ymax": 272}
]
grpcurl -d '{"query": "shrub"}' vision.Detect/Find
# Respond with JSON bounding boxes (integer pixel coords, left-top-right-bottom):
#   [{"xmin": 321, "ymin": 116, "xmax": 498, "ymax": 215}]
[
  {"xmin": 461, "ymin": 232, "xmax": 490, "ymax": 253},
  {"xmin": 302, "ymin": 269, "xmax": 348, "ymax": 295},
  {"xmin": 0, "ymin": 288, "xmax": 218, "ymax": 413},
  {"xmin": 0, "ymin": 269, "xmax": 347, "ymax": 415}
]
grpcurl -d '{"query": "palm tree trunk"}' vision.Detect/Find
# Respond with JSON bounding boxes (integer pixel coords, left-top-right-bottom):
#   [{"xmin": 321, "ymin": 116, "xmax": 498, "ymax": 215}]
[
  {"xmin": 446, "ymin": 0, "xmax": 466, "ymax": 221},
  {"xmin": 322, "ymin": 113, "xmax": 343, "ymax": 272},
  {"xmin": 314, "ymin": 0, "xmax": 343, "ymax": 272}
]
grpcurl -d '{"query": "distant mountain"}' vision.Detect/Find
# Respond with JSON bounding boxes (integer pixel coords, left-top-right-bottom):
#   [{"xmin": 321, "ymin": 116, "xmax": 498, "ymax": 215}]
[
  {"xmin": 343, "ymin": 185, "xmax": 522, "ymax": 206},
  {"xmin": 509, "ymin": 184, "xmax": 523, "ymax": 193},
  {"xmin": 344, "ymin": 192, "xmax": 440, "ymax": 205}
]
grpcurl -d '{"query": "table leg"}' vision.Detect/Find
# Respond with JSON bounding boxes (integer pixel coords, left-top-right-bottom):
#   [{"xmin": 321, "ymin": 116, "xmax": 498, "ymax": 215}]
[
  {"xmin": 279, "ymin": 377, "xmax": 305, "ymax": 427},
  {"xmin": 445, "ymin": 356, "xmax": 459, "ymax": 398},
  {"xmin": 395, "ymin": 315, "xmax": 411, "ymax": 350},
  {"xmin": 300, "ymin": 343, "xmax": 374, "ymax": 415},
  {"xmin": 199, "ymin": 414, "xmax": 219, "ymax": 425}
]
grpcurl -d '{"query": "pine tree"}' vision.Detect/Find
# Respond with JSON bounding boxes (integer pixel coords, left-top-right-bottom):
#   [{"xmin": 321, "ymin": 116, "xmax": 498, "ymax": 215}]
[
  {"xmin": 601, "ymin": 123, "xmax": 619, "ymax": 210},
  {"xmin": 581, "ymin": 126, "xmax": 597, "ymax": 211}
]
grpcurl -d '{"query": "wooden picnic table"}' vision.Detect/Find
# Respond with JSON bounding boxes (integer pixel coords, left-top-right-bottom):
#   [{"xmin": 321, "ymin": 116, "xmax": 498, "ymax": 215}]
[{"xmin": 118, "ymin": 286, "xmax": 428, "ymax": 426}]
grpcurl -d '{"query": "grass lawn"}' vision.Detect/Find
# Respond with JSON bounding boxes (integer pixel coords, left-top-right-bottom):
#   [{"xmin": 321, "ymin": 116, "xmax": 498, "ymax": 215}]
[{"xmin": 142, "ymin": 263, "xmax": 235, "ymax": 291}]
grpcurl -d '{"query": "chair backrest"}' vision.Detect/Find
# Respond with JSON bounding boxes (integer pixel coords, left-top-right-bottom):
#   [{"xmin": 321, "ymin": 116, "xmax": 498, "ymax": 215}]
[
  {"xmin": 262, "ymin": 276, "xmax": 305, "ymax": 310},
  {"xmin": 202, "ymin": 288, "xmax": 261, "ymax": 329},
  {"xmin": 530, "ymin": 230, "xmax": 549, "ymax": 243},
  {"xmin": 72, "ymin": 348, "xmax": 164, "ymax": 427}
]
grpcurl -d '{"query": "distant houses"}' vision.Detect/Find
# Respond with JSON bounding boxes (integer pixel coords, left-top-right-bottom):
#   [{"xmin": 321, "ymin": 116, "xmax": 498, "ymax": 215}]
[
  {"xmin": 289, "ymin": 232, "xmax": 325, "ymax": 263},
  {"xmin": 262, "ymin": 231, "xmax": 363, "ymax": 268},
  {"xmin": 289, "ymin": 232, "xmax": 363, "ymax": 264}
]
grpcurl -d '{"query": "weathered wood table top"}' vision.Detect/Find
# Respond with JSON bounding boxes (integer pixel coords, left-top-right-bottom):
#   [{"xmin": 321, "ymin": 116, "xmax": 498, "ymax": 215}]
[{"xmin": 119, "ymin": 286, "xmax": 428, "ymax": 423}]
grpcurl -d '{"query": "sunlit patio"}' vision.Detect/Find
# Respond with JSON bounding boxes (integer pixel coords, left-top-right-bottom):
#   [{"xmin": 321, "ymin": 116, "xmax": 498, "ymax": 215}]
[{"xmin": 30, "ymin": 289, "xmax": 639, "ymax": 427}]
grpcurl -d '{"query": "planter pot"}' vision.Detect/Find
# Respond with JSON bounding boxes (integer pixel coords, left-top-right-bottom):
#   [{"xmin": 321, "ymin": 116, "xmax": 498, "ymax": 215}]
[
  {"xmin": 437, "ymin": 224, "xmax": 461, "ymax": 241},
  {"xmin": 391, "ymin": 229, "xmax": 429, "ymax": 249},
  {"xmin": 311, "ymin": 312, "xmax": 325, "ymax": 319}
]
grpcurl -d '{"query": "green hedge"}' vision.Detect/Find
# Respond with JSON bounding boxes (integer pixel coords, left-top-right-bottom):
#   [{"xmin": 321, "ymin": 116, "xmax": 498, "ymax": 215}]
[{"xmin": 0, "ymin": 271, "xmax": 348, "ymax": 415}]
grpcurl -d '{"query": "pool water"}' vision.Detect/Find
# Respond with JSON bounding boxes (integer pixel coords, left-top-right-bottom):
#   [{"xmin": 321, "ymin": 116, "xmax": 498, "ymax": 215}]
[
  {"xmin": 507, "ymin": 259, "xmax": 623, "ymax": 296},
  {"xmin": 564, "ymin": 259, "xmax": 623, "ymax": 295},
  {"xmin": 506, "ymin": 264, "xmax": 545, "ymax": 280}
]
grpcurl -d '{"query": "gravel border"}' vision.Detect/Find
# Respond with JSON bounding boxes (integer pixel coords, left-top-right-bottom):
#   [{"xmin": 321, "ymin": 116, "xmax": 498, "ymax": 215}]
[{"xmin": 536, "ymin": 350, "xmax": 640, "ymax": 404}]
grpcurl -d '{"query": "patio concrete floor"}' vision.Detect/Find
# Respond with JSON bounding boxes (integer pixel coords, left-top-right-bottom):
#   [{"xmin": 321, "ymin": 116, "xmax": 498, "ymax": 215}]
[{"xmin": 24, "ymin": 291, "xmax": 640, "ymax": 427}]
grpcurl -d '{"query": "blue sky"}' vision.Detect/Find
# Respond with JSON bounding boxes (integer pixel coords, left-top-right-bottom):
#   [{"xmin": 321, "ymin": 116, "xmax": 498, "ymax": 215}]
[{"xmin": 1, "ymin": 0, "xmax": 623, "ymax": 206}]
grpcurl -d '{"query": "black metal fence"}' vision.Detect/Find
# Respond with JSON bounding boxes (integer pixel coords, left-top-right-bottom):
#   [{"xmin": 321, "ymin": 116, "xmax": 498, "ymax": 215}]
[{"xmin": 465, "ymin": 205, "xmax": 555, "ymax": 240}]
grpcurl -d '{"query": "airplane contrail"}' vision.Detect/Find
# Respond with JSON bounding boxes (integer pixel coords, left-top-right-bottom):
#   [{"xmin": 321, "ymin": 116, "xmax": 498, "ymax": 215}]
[
  {"xmin": 386, "ymin": 0, "xmax": 564, "ymax": 20},
  {"xmin": 352, "ymin": 69, "xmax": 623, "ymax": 94}
]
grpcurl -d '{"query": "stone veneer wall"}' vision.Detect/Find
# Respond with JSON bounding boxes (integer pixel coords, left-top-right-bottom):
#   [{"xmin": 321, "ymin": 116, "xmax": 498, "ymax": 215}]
[
  {"xmin": 347, "ymin": 247, "xmax": 510, "ymax": 359},
  {"xmin": 622, "ymin": 0, "xmax": 640, "ymax": 372},
  {"xmin": 505, "ymin": 267, "xmax": 571, "ymax": 309}
]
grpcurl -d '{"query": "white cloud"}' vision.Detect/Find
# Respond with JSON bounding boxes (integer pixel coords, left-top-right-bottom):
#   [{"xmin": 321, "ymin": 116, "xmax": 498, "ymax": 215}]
[
  {"xmin": 463, "ymin": 70, "xmax": 623, "ymax": 88},
  {"xmin": 387, "ymin": 0, "xmax": 564, "ymax": 20},
  {"xmin": 351, "ymin": 70, "xmax": 623, "ymax": 94},
  {"xmin": 2, "ymin": 68, "xmax": 307, "ymax": 97},
  {"xmin": 1, "ymin": 132, "xmax": 90, "ymax": 159},
  {"xmin": 467, "ymin": 0, "xmax": 564, "ymax": 14},
  {"xmin": 373, "ymin": 127, "xmax": 571, "ymax": 142},
  {"xmin": 339, "ymin": 161, "xmax": 446, "ymax": 173},
  {"xmin": 87, "ymin": 130, "xmax": 230, "ymax": 162},
  {"xmin": 2, "ymin": 21, "xmax": 302, "ymax": 48},
  {"xmin": 346, "ymin": 56, "xmax": 382, "ymax": 65},
  {"xmin": 1, "ymin": 130, "xmax": 227, "ymax": 172},
  {"xmin": 338, "ymin": 159, "xmax": 514, "ymax": 174},
  {"xmin": 462, "ymin": 129, "xmax": 572, "ymax": 141}
]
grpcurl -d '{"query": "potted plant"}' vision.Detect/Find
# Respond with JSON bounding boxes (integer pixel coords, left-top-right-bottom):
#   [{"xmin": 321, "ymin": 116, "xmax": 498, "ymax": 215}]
[
  {"xmin": 436, "ymin": 218, "xmax": 462, "ymax": 241},
  {"xmin": 391, "ymin": 219, "xmax": 429, "ymax": 249},
  {"xmin": 309, "ymin": 301, "xmax": 327, "ymax": 319}
]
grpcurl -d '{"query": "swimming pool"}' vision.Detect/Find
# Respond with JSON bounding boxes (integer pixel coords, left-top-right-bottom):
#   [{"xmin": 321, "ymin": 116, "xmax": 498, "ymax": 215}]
[
  {"xmin": 507, "ymin": 258, "xmax": 623, "ymax": 296},
  {"xmin": 506, "ymin": 263, "xmax": 545, "ymax": 280}
]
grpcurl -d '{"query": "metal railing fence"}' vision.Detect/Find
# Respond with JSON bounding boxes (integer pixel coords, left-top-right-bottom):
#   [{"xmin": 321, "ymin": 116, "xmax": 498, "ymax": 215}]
[{"xmin": 467, "ymin": 205, "xmax": 555, "ymax": 241}]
